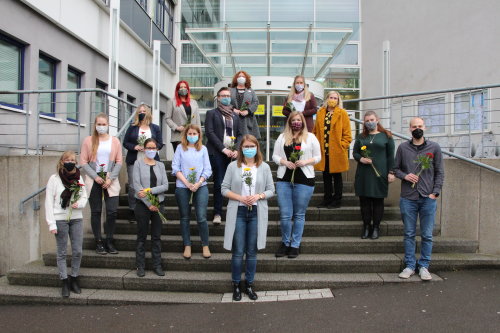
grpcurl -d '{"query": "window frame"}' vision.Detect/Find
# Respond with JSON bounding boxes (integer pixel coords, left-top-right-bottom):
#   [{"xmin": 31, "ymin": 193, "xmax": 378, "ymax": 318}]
[
  {"xmin": 66, "ymin": 66, "xmax": 83, "ymax": 122},
  {"xmin": 452, "ymin": 89, "xmax": 490, "ymax": 134},
  {"xmin": 38, "ymin": 52, "xmax": 58, "ymax": 117},
  {"xmin": 0, "ymin": 33, "xmax": 25, "ymax": 110},
  {"xmin": 415, "ymin": 95, "xmax": 448, "ymax": 136}
]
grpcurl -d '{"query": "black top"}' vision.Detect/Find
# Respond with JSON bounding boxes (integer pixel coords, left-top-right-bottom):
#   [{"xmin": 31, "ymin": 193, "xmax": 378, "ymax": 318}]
[
  {"xmin": 236, "ymin": 90, "xmax": 245, "ymax": 108},
  {"xmin": 123, "ymin": 124, "xmax": 163, "ymax": 165},
  {"xmin": 150, "ymin": 165, "xmax": 157, "ymax": 188},
  {"xmin": 323, "ymin": 111, "xmax": 332, "ymax": 155},
  {"xmin": 277, "ymin": 142, "xmax": 315, "ymax": 187},
  {"xmin": 182, "ymin": 102, "xmax": 192, "ymax": 119}
]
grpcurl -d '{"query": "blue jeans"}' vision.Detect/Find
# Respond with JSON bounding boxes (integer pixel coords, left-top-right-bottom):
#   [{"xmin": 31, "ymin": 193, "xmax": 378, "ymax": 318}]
[
  {"xmin": 400, "ymin": 196, "xmax": 437, "ymax": 270},
  {"xmin": 276, "ymin": 182, "xmax": 315, "ymax": 248},
  {"xmin": 231, "ymin": 206, "xmax": 258, "ymax": 284},
  {"xmin": 175, "ymin": 185, "xmax": 210, "ymax": 246},
  {"xmin": 209, "ymin": 153, "xmax": 231, "ymax": 217}
]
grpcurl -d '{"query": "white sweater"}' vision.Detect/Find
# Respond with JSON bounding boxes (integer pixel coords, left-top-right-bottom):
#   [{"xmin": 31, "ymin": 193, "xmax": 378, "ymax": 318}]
[
  {"xmin": 45, "ymin": 174, "xmax": 88, "ymax": 231},
  {"xmin": 272, "ymin": 132, "xmax": 322, "ymax": 179}
]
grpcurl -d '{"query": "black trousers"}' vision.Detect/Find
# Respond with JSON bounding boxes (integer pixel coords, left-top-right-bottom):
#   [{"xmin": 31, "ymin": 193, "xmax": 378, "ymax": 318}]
[
  {"xmin": 134, "ymin": 201, "xmax": 163, "ymax": 269},
  {"xmin": 172, "ymin": 141, "xmax": 180, "ymax": 153},
  {"xmin": 322, "ymin": 156, "xmax": 343, "ymax": 203},
  {"xmin": 359, "ymin": 196, "xmax": 385, "ymax": 227},
  {"xmin": 88, "ymin": 181, "xmax": 118, "ymax": 241}
]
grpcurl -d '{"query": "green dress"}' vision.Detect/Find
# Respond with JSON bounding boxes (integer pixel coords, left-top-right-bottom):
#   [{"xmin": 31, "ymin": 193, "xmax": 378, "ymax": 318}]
[{"xmin": 353, "ymin": 132, "xmax": 395, "ymax": 198}]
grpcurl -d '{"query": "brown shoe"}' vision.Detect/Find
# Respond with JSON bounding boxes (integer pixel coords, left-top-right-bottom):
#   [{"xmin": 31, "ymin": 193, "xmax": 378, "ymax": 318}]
[
  {"xmin": 202, "ymin": 246, "xmax": 211, "ymax": 259},
  {"xmin": 183, "ymin": 246, "xmax": 192, "ymax": 260}
]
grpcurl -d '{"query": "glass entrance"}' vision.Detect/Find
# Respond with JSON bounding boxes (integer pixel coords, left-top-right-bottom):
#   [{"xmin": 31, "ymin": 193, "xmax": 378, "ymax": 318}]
[{"xmin": 255, "ymin": 94, "xmax": 288, "ymax": 160}]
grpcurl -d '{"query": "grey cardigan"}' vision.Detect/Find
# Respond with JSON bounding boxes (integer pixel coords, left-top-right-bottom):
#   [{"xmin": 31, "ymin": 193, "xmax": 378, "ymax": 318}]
[
  {"xmin": 230, "ymin": 87, "xmax": 261, "ymax": 139},
  {"xmin": 133, "ymin": 159, "xmax": 169, "ymax": 207},
  {"xmin": 221, "ymin": 161, "xmax": 275, "ymax": 250},
  {"xmin": 165, "ymin": 99, "xmax": 201, "ymax": 142}
]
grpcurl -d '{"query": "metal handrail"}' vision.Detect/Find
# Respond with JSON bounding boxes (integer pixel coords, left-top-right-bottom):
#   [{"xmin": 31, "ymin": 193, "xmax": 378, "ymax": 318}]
[{"xmin": 19, "ymin": 186, "xmax": 46, "ymax": 214}]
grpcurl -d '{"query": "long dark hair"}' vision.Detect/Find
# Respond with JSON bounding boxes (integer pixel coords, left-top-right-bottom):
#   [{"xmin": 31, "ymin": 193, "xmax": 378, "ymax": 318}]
[
  {"xmin": 236, "ymin": 134, "xmax": 263, "ymax": 168},
  {"xmin": 361, "ymin": 111, "xmax": 392, "ymax": 138}
]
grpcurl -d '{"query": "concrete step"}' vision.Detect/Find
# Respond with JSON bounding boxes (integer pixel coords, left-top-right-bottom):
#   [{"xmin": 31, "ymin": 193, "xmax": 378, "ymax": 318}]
[
  {"xmin": 117, "ymin": 206, "xmax": 402, "ymax": 221},
  {"xmin": 113, "ymin": 220, "xmax": 440, "ymax": 237},
  {"xmin": 83, "ymin": 235, "xmax": 478, "ymax": 254}
]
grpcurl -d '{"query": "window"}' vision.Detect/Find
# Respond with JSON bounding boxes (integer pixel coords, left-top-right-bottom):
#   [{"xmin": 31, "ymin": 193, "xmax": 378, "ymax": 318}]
[
  {"xmin": 38, "ymin": 54, "xmax": 57, "ymax": 116},
  {"xmin": 155, "ymin": 0, "xmax": 174, "ymax": 41},
  {"xmin": 454, "ymin": 90, "xmax": 488, "ymax": 132},
  {"xmin": 0, "ymin": 35, "xmax": 24, "ymax": 108},
  {"xmin": 95, "ymin": 80, "xmax": 107, "ymax": 116},
  {"xmin": 67, "ymin": 67, "xmax": 82, "ymax": 121},
  {"xmin": 126, "ymin": 94, "xmax": 136, "ymax": 123},
  {"xmin": 417, "ymin": 97, "xmax": 446, "ymax": 134},
  {"xmin": 136, "ymin": 0, "xmax": 147, "ymax": 11}
]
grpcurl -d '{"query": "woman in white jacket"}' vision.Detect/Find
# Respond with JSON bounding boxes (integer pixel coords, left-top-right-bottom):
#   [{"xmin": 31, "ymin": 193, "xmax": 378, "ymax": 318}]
[
  {"xmin": 45, "ymin": 151, "xmax": 88, "ymax": 298},
  {"xmin": 272, "ymin": 111, "xmax": 321, "ymax": 259}
]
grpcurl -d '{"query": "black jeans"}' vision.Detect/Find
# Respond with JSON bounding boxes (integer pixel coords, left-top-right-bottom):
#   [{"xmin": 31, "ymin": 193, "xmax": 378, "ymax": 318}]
[
  {"xmin": 134, "ymin": 201, "xmax": 163, "ymax": 269},
  {"xmin": 209, "ymin": 153, "xmax": 231, "ymax": 217},
  {"xmin": 322, "ymin": 156, "xmax": 343, "ymax": 203},
  {"xmin": 359, "ymin": 196, "xmax": 385, "ymax": 227},
  {"xmin": 172, "ymin": 141, "xmax": 180, "ymax": 153},
  {"xmin": 88, "ymin": 181, "xmax": 118, "ymax": 241}
]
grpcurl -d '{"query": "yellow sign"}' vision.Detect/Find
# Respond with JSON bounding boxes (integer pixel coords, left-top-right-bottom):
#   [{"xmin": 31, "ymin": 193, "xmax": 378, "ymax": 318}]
[
  {"xmin": 272, "ymin": 105, "xmax": 285, "ymax": 117},
  {"xmin": 255, "ymin": 104, "xmax": 265, "ymax": 115}
]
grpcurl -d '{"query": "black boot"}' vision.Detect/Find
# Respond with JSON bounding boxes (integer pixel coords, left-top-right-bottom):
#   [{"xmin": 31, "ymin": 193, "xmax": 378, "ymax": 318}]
[
  {"xmin": 245, "ymin": 281, "xmax": 258, "ymax": 300},
  {"xmin": 275, "ymin": 242, "xmax": 289, "ymax": 258},
  {"xmin": 69, "ymin": 276, "xmax": 81, "ymax": 294},
  {"xmin": 136, "ymin": 241, "xmax": 146, "ymax": 277},
  {"xmin": 371, "ymin": 226, "xmax": 380, "ymax": 239},
  {"xmin": 153, "ymin": 266, "xmax": 165, "ymax": 276},
  {"xmin": 361, "ymin": 225, "xmax": 371, "ymax": 239},
  {"xmin": 232, "ymin": 282, "xmax": 242, "ymax": 301},
  {"xmin": 106, "ymin": 239, "xmax": 118, "ymax": 254},
  {"xmin": 96, "ymin": 239, "xmax": 107, "ymax": 255},
  {"xmin": 61, "ymin": 278, "xmax": 70, "ymax": 298}
]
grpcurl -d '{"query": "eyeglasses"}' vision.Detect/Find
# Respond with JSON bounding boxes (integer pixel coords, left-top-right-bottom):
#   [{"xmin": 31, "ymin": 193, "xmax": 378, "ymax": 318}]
[
  {"xmin": 219, "ymin": 95, "xmax": 231, "ymax": 98},
  {"xmin": 242, "ymin": 146, "xmax": 257, "ymax": 149}
]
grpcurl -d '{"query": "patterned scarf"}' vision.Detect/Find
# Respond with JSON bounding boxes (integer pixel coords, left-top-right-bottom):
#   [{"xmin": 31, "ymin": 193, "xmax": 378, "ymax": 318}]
[
  {"xmin": 292, "ymin": 91, "xmax": 305, "ymax": 102},
  {"xmin": 59, "ymin": 167, "xmax": 81, "ymax": 209},
  {"xmin": 218, "ymin": 103, "xmax": 234, "ymax": 132}
]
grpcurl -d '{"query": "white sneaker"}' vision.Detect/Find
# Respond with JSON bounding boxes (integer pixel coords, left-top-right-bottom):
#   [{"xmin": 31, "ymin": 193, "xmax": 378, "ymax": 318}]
[
  {"xmin": 419, "ymin": 267, "xmax": 432, "ymax": 281},
  {"xmin": 399, "ymin": 267, "xmax": 415, "ymax": 279},
  {"xmin": 213, "ymin": 214, "xmax": 222, "ymax": 225}
]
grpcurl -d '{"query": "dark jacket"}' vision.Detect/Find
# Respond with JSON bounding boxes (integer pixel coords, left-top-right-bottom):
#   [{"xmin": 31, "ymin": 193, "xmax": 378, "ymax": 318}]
[
  {"xmin": 123, "ymin": 124, "xmax": 163, "ymax": 165},
  {"xmin": 205, "ymin": 107, "xmax": 242, "ymax": 156},
  {"xmin": 282, "ymin": 92, "xmax": 317, "ymax": 132}
]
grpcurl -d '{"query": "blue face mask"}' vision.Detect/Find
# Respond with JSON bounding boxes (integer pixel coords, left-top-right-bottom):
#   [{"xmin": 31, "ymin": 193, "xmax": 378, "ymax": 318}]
[
  {"xmin": 187, "ymin": 135, "xmax": 198, "ymax": 144},
  {"xmin": 145, "ymin": 150, "xmax": 157, "ymax": 159},
  {"xmin": 220, "ymin": 97, "xmax": 231, "ymax": 106},
  {"xmin": 242, "ymin": 148, "xmax": 257, "ymax": 158}
]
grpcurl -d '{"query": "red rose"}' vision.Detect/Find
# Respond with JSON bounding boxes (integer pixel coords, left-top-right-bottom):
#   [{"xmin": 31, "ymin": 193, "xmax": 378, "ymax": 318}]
[
  {"xmin": 245, "ymin": 101, "xmax": 250, "ymax": 105},
  {"xmin": 295, "ymin": 145, "xmax": 301, "ymax": 150},
  {"xmin": 426, "ymin": 153, "xmax": 434, "ymax": 158},
  {"xmin": 78, "ymin": 183, "xmax": 85, "ymax": 187},
  {"xmin": 141, "ymin": 131, "xmax": 145, "ymax": 134},
  {"xmin": 100, "ymin": 163, "xmax": 106, "ymax": 167}
]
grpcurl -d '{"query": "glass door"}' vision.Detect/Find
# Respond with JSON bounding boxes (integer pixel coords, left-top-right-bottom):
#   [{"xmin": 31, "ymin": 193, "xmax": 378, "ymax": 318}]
[{"xmin": 254, "ymin": 93, "xmax": 288, "ymax": 160}]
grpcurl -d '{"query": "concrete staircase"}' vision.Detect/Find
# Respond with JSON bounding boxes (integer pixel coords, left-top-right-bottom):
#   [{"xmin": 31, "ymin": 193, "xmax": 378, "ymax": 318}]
[{"xmin": 2, "ymin": 162, "xmax": 500, "ymax": 304}]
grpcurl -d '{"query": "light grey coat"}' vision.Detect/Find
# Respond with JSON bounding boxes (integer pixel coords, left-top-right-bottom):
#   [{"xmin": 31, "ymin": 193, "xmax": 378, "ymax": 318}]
[
  {"xmin": 133, "ymin": 159, "xmax": 169, "ymax": 207},
  {"xmin": 221, "ymin": 161, "xmax": 275, "ymax": 250},
  {"xmin": 230, "ymin": 87, "xmax": 261, "ymax": 139},
  {"xmin": 165, "ymin": 98, "xmax": 201, "ymax": 142}
]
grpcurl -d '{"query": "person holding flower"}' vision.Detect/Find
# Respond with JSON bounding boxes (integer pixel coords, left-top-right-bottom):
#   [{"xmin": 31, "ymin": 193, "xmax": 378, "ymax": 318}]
[
  {"xmin": 272, "ymin": 111, "xmax": 321, "ymax": 258},
  {"xmin": 165, "ymin": 80, "xmax": 201, "ymax": 152},
  {"xmin": 80, "ymin": 113, "xmax": 122, "ymax": 255},
  {"xmin": 45, "ymin": 151, "xmax": 88, "ymax": 298},
  {"xmin": 221, "ymin": 134, "xmax": 275, "ymax": 301},
  {"xmin": 172, "ymin": 124, "xmax": 212, "ymax": 260},
  {"xmin": 282, "ymin": 75, "xmax": 317, "ymax": 132},
  {"xmin": 353, "ymin": 111, "xmax": 395, "ymax": 239},
  {"xmin": 133, "ymin": 138, "xmax": 169, "ymax": 277},
  {"xmin": 313, "ymin": 91, "xmax": 352, "ymax": 209},
  {"xmin": 230, "ymin": 71, "xmax": 260, "ymax": 139},
  {"xmin": 394, "ymin": 117, "xmax": 444, "ymax": 281},
  {"xmin": 123, "ymin": 103, "xmax": 163, "ymax": 213}
]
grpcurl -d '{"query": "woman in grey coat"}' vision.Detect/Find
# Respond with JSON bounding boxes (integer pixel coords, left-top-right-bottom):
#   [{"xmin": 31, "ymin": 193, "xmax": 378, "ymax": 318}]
[
  {"xmin": 222, "ymin": 134, "xmax": 275, "ymax": 301},
  {"xmin": 230, "ymin": 71, "xmax": 261, "ymax": 139}
]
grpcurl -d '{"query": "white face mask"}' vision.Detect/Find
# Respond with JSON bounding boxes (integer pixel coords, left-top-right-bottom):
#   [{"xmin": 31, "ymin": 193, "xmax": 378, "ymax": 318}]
[
  {"xmin": 96, "ymin": 125, "xmax": 108, "ymax": 134},
  {"xmin": 237, "ymin": 77, "xmax": 246, "ymax": 85}
]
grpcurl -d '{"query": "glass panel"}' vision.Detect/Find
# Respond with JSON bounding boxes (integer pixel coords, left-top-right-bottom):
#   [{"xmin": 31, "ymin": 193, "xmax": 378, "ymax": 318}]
[
  {"xmin": 38, "ymin": 56, "xmax": 55, "ymax": 115},
  {"xmin": 315, "ymin": 0, "xmax": 360, "ymax": 40},
  {"xmin": 0, "ymin": 39, "xmax": 22, "ymax": 106},
  {"xmin": 270, "ymin": 94, "xmax": 289, "ymax": 158},
  {"xmin": 454, "ymin": 90, "xmax": 488, "ymax": 132},
  {"xmin": 225, "ymin": 0, "xmax": 268, "ymax": 24},
  {"xmin": 270, "ymin": 0, "xmax": 313, "ymax": 24},
  {"xmin": 418, "ymin": 97, "xmax": 446, "ymax": 134},
  {"xmin": 189, "ymin": 87, "xmax": 215, "ymax": 110},
  {"xmin": 67, "ymin": 70, "xmax": 80, "ymax": 121}
]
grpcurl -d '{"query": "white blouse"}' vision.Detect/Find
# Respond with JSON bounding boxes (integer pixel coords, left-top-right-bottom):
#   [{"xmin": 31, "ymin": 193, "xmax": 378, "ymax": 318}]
[
  {"xmin": 239, "ymin": 164, "xmax": 257, "ymax": 206},
  {"xmin": 96, "ymin": 137, "xmax": 112, "ymax": 172}
]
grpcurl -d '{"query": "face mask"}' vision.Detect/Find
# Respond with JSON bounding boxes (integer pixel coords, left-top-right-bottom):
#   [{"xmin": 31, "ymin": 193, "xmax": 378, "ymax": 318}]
[
  {"xmin": 187, "ymin": 135, "xmax": 198, "ymax": 144},
  {"xmin": 220, "ymin": 97, "xmax": 231, "ymax": 106},
  {"xmin": 242, "ymin": 148, "xmax": 257, "ymax": 158},
  {"xmin": 291, "ymin": 121, "xmax": 303, "ymax": 131},
  {"xmin": 364, "ymin": 121, "xmax": 378, "ymax": 131},
  {"xmin": 145, "ymin": 150, "xmax": 157, "ymax": 159},
  {"xmin": 96, "ymin": 125, "xmax": 108, "ymax": 134},
  {"xmin": 411, "ymin": 128, "xmax": 424, "ymax": 140},
  {"xmin": 138, "ymin": 113, "xmax": 145, "ymax": 121},
  {"xmin": 295, "ymin": 84, "xmax": 304, "ymax": 92},
  {"xmin": 178, "ymin": 88, "xmax": 188, "ymax": 96},
  {"xmin": 63, "ymin": 162, "xmax": 76, "ymax": 172},
  {"xmin": 327, "ymin": 100, "xmax": 338, "ymax": 108},
  {"xmin": 237, "ymin": 77, "xmax": 246, "ymax": 85}
]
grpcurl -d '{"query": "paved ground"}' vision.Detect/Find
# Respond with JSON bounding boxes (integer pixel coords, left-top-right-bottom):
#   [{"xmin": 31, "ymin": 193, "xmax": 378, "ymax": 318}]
[{"xmin": 0, "ymin": 269, "xmax": 499, "ymax": 333}]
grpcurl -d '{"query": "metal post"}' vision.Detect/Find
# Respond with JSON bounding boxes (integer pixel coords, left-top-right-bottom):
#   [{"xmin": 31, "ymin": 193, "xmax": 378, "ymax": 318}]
[
  {"xmin": 77, "ymin": 91, "xmax": 81, "ymax": 155},
  {"xmin": 108, "ymin": 0, "xmax": 120, "ymax": 136},
  {"xmin": 36, "ymin": 93, "xmax": 40, "ymax": 155},
  {"xmin": 468, "ymin": 90, "xmax": 472, "ymax": 157},
  {"xmin": 382, "ymin": 40, "xmax": 391, "ymax": 128},
  {"xmin": 152, "ymin": 40, "xmax": 161, "ymax": 125},
  {"xmin": 24, "ymin": 92, "xmax": 29, "ymax": 155}
]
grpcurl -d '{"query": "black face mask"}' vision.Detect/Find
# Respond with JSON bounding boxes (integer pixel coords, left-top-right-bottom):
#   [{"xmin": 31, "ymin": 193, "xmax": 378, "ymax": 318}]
[
  {"xmin": 138, "ymin": 113, "xmax": 146, "ymax": 121},
  {"xmin": 411, "ymin": 128, "xmax": 424, "ymax": 140},
  {"xmin": 64, "ymin": 162, "xmax": 76, "ymax": 171}
]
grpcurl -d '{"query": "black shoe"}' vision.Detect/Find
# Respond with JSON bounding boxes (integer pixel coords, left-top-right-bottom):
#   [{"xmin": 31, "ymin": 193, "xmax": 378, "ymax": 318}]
[
  {"xmin": 61, "ymin": 278, "xmax": 70, "ymax": 298},
  {"xmin": 96, "ymin": 240, "xmax": 107, "ymax": 255},
  {"xmin": 245, "ymin": 281, "xmax": 258, "ymax": 301},
  {"xmin": 232, "ymin": 282, "xmax": 242, "ymax": 301},
  {"xmin": 317, "ymin": 201, "xmax": 332, "ymax": 208},
  {"xmin": 105, "ymin": 239, "xmax": 119, "ymax": 254},
  {"xmin": 371, "ymin": 227, "xmax": 380, "ymax": 239},
  {"xmin": 136, "ymin": 267, "xmax": 145, "ymax": 277},
  {"xmin": 153, "ymin": 266, "xmax": 165, "ymax": 276},
  {"xmin": 328, "ymin": 201, "xmax": 341, "ymax": 209},
  {"xmin": 69, "ymin": 276, "xmax": 81, "ymax": 294},
  {"xmin": 288, "ymin": 247, "xmax": 299, "ymax": 259},
  {"xmin": 275, "ymin": 242, "xmax": 289, "ymax": 258},
  {"xmin": 361, "ymin": 225, "xmax": 371, "ymax": 239}
]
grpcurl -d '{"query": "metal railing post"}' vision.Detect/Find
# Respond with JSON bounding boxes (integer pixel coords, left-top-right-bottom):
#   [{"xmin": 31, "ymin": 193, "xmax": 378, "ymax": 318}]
[
  {"xmin": 24, "ymin": 92, "xmax": 29, "ymax": 155},
  {"xmin": 468, "ymin": 89, "xmax": 472, "ymax": 157},
  {"xmin": 36, "ymin": 93, "xmax": 40, "ymax": 155}
]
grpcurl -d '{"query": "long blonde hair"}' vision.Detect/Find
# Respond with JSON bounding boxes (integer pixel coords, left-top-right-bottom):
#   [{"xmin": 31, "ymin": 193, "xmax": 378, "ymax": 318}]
[
  {"xmin": 321, "ymin": 91, "xmax": 344, "ymax": 109},
  {"xmin": 283, "ymin": 111, "xmax": 309, "ymax": 146},
  {"xmin": 57, "ymin": 151, "xmax": 77, "ymax": 173},
  {"xmin": 287, "ymin": 75, "xmax": 311, "ymax": 103},
  {"xmin": 91, "ymin": 113, "xmax": 108, "ymax": 160},
  {"xmin": 180, "ymin": 124, "xmax": 203, "ymax": 151},
  {"xmin": 132, "ymin": 103, "xmax": 152, "ymax": 126}
]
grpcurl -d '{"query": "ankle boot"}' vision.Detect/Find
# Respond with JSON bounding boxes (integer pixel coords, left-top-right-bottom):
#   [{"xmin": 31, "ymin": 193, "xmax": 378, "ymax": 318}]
[
  {"xmin": 232, "ymin": 282, "xmax": 242, "ymax": 301},
  {"xmin": 106, "ymin": 239, "xmax": 118, "ymax": 254},
  {"xmin": 69, "ymin": 276, "xmax": 81, "ymax": 294},
  {"xmin": 371, "ymin": 226, "xmax": 380, "ymax": 239},
  {"xmin": 96, "ymin": 239, "xmax": 107, "ymax": 255},
  {"xmin": 61, "ymin": 278, "xmax": 70, "ymax": 298},
  {"xmin": 245, "ymin": 281, "xmax": 258, "ymax": 300},
  {"xmin": 361, "ymin": 225, "xmax": 371, "ymax": 239}
]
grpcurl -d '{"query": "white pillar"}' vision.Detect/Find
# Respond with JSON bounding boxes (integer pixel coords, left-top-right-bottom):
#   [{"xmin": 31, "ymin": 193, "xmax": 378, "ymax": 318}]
[
  {"xmin": 108, "ymin": 0, "xmax": 120, "ymax": 135},
  {"xmin": 382, "ymin": 40, "xmax": 391, "ymax": 128},
  {"xmin": 152, "ymin": 40, "xmax": 161, "ymax": 125}
]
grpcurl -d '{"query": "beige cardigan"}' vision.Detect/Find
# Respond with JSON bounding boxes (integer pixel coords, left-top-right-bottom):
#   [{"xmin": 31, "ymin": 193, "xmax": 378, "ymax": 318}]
[{"xmin": 165, "ymin": 99, "xmax": 201, "ymax": 142}]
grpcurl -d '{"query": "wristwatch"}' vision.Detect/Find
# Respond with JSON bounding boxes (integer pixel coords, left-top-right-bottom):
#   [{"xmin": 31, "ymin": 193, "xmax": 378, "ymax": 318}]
[{"xmin": 259, "ymin": 193, "xmax": 265, "ymax": 200}]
